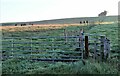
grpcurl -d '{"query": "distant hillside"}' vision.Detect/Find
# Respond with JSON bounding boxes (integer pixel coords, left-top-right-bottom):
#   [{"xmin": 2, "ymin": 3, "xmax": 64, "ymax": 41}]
[{"xmin": 2, "ymin": 15, "xmax": 118, "ymax": 26}]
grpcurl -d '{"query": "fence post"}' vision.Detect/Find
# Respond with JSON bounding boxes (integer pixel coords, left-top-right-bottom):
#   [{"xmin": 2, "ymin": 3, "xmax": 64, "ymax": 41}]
[
  {"xmin": 64, "ymin": 29, "xmax": 67, "ymax": 43},
  {"xmin": 85, "ymin": 36, "xmax": 89, "ymax": 58},
  {"xmin": 94, "ymin": 40, "xmax": 97, "ymax": 60},
  {"xmin": 104, "ymin": 38, "xmax": 110, "ymax": 60},
  {"xmin": 79, "ymin": 29, "xmax": 84, "ymax": 59},
  {"xmin": 31, "ymin": 37, "xmax": 32, "ymax": 52},
  {"xmin": 100, "ymin": 35, "xmax": 105, "ymax": 61},
  {"xmin": 11, "ymin": 38, "xmax": 14, "ymax": 57},
  {"xmin": 52, "ymin": 38, "xmax": 54, "ymax": 51}
]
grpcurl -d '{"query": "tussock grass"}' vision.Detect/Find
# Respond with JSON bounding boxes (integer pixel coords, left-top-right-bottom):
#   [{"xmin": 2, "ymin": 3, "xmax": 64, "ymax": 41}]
[{"xmin": 2, "ymin": 22, "xmax": 119, "ymax": 74}]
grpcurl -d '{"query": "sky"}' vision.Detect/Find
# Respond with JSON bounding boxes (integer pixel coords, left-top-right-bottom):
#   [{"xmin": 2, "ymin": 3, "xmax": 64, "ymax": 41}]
[{"xmin": 0, "ymin": 0, "xmax": 119, "ymax": 23}]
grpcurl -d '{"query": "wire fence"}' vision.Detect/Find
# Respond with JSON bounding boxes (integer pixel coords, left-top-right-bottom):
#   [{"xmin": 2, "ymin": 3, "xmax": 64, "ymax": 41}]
[{"xmin": 2, "ymin": 29, "xmax": 110, "ymax": 62}]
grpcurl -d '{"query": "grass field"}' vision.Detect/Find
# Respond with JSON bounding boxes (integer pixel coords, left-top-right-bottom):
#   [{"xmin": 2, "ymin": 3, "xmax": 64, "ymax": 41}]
[
  {"xmin": 1, "ymin": 15, "xmax": 117, "ymax": 26},
  {"xmin": 1, "ymin": 20, "xmax": 120, "ymax": 75}
]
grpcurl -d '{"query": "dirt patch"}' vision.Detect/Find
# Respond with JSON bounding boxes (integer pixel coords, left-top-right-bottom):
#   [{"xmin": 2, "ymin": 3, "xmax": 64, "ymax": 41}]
[{"xmin": 0, "ymin": 24, "xmax": 81, "ymax": 32}]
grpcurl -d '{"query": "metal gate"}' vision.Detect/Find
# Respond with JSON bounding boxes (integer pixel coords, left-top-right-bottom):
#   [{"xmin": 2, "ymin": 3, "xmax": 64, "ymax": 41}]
[
  {"xmin": 2, "ymin": 30, "xmax": 110, "ymax": 62},
  {"xmin": 2, "ymin": 35, "xmax": 84, "ymax": 62}
]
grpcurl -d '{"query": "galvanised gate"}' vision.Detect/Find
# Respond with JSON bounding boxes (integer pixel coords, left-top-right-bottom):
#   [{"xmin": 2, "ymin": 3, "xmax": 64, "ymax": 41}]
[{"xmin": 2, "ymin": 30, "xmax": 110, "ymax": 62}]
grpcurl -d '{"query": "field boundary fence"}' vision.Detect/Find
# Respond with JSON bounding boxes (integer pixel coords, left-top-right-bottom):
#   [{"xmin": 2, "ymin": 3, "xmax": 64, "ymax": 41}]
[{"xmin": 2, "ymin": 29, "xmax": 110, "ymax": 62}]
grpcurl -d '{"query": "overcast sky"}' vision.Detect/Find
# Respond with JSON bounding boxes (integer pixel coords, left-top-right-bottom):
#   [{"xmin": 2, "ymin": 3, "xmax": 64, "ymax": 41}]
[{"xmin": 0, "ymin": 0, "xmax": 119, "ymax": 23}]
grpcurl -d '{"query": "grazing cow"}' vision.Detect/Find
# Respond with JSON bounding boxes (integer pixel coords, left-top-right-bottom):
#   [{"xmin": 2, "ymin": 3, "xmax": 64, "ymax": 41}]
[
  {"xmin": 86, "ymin": 21, "xmax": 88, "ymax": 24},
  {"xmin": 15, "ymin": 24, "xmax": 17, "ymax": 26},
  {"xmin": 21, "ymin": 24, "xmax": 26, "ymax": 26},
  {"xmin": 83, "ymin": 21, "xmax": 86, "ymax": 23},
  {"xmin": 98, "ymin": 10, "xmax": 107, "ymax": 16},
  {"xmin": 80, "ymin": 21, "xmax": 82, "ymax": 24},
  {"xmin": 29, "ymin": 23, "xmax": 33, "ymax": 26}
]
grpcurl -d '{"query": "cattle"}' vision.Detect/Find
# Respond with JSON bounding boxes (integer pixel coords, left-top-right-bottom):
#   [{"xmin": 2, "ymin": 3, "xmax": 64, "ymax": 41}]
[
  {"xmin": 80, "ymin": 21, "xmax": 82, "ymax": 24},
  {"xmin": 15, "ymin": 24, "xmax": 17, "ymax": 26}
]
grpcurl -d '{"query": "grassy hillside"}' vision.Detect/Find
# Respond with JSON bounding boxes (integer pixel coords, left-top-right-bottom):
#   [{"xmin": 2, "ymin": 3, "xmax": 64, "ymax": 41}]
[
  {"xmin": 1, "ymin": 15, "xmax": 118, "ymax": 26},
  {"xmin": 33, "ymin": 15, "xmax": 118, "ymax": 24},
  {"xmin": 2, "ymin": 22, "xmax": 119, "ymax": 74}
]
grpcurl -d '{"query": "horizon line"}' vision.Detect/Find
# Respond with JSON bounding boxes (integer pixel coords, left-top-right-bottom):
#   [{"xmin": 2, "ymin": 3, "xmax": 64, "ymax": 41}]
[{"xmin": 1, "ymin": 15, "xmax": 118, "ymax": 24}]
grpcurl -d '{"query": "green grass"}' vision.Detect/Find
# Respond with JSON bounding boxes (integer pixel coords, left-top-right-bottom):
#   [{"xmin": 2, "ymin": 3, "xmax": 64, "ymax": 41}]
[
  {"xmin": 2, "ymin": 15, "xmax": 117, "ymax": 26},
  {"xmin": 88, "ymin": 23, "xmax": 119, "ymax": 51},
  {"xmin": 2, "ymin": 59, "xmax": 119, "ymax": 74},
  {"xmin": 2, "ymin": 23, "xmax": 120, "ymax": 74}
]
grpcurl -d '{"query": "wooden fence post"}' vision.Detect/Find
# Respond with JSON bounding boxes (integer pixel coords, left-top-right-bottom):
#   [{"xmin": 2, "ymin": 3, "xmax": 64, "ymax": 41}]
[
  {"xmin": 85, "ymin": 36, "xmax": 89, "ymax": 58},
  {"xmin": 100, "ymin": 35, "xmax": 105, "ymax": 61}
]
